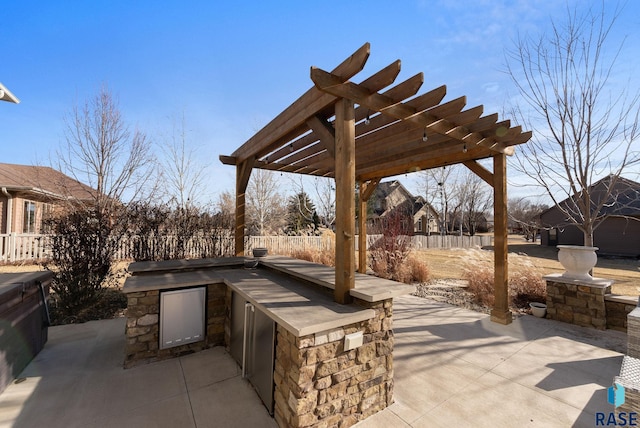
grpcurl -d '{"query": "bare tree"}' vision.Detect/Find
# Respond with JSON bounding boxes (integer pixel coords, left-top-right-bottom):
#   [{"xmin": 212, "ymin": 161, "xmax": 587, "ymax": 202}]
[
  {"xmin": 508, "ymin": 198, "xmax": 548, "ymax": 242},
  {"xmin": 505, "ymin": 4, "xmax": 640, "ymax": 246},
  {"xmin": 57, "ymin": 86, "xmax": 155, "ymax": 215},
  {"xmin": 246, "ymin": 169, "xmax": 286, "ymax": 235},
  {"xmin": 216, "ymin": 190, "xmax": 236, "ymax": 226},
  {"xmin": 159, "ymin": 112, "xmax": 207, "ymax": 209},
  {"xmin": 417, "ymin": 166, "xmax": 460, "ymax": 233},
  {"xmin": 46, "ymin": 86, "xmax": 154, "ymax": 318},
  {"xmin": 456, "ymin": 169, "xmax": 492, "ymax": 236},
  {"xmin": 311, "ymin": 177, "xmax": 336, "ymax": 229}
]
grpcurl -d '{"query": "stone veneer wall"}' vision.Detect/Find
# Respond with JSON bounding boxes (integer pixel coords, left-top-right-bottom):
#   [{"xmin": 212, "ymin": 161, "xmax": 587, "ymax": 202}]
[
  {"xmin": 545, "ymin": 279, "xmax": 611, "ymax": 330},
  {"xmin": 124, "ymin": 282, "xmax": 226, "ymax": 368},
  {"xmin": 273, "ymin": 298, "xmax": 393, "ymax": 428},
  {"xmin": 605, "ymin": 295, "xmax": 638, "ymax": 332}
]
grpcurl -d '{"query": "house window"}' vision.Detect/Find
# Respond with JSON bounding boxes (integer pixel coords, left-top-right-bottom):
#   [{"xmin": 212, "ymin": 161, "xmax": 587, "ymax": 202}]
[
  {"xmin": 23, "ymin": 201, "xmax": 36, "ymax": 233},
  {"xmin": 417, "ymin": 218, "xmax": 423, "ymax": 232}
]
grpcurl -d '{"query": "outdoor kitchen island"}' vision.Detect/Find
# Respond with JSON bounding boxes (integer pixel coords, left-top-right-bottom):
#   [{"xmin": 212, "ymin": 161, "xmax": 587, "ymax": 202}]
[{"xmin": 122, "ymin": 255, "xmax": 413, "ymax": 428}]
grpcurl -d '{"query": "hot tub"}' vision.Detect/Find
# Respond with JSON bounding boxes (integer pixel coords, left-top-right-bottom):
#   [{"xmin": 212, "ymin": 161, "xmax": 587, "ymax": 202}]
[{"xmin": 0, "ymin": 271, "xmax": 52, "ymax": 394}]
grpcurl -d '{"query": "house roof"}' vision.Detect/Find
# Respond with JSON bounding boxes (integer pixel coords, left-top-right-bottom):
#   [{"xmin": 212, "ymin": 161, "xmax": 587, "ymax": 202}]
[
  {"xmin": 540, "ymin": 175, "xmax": 640, "ymax": 219},
  {"xmin": 0, "ymin": 163, "xmax": 96, "ymax": 201},
  {"xmin": 371, "ymin": 179, "xmax": 437, "ymax": 219},
  {"xmin": 373, "ymin": 180, "xmax": 411, "ymax": 203}
]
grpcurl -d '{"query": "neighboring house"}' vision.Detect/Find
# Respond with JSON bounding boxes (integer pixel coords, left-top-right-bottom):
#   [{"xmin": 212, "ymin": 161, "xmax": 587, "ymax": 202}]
[
  {"xmin": 539, "ymin": 176, "xmax": 640, "ymax": 257},
  {"xmin": 0, "ymin": 163, "xmax": 96, "ymax": 234},
  {"xmin": 368, "ymin": 180, "xmax": 439, "ymax": 235}
]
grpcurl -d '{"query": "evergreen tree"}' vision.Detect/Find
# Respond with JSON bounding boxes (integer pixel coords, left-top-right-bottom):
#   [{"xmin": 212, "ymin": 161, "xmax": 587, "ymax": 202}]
[{"xmin": 286, "ymin": 192, "xmax": 317, "ymax": 235}]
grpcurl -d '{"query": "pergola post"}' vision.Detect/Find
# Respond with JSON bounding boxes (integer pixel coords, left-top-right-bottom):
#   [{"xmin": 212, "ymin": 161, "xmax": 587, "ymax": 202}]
[
  {"xmin": 334, "ymin": 98, "xmax": 356, "ymax": 304},
  {"xmin": 358, "ymin": 183, "xmax": 367, "ymax": 274},
  {"xmin": 490, "ymin": 153, "xmax": 512, "ymax": 324},
  {"xmin": 234, "ymin": 158, "xmax": 254, "ymax": 257}
]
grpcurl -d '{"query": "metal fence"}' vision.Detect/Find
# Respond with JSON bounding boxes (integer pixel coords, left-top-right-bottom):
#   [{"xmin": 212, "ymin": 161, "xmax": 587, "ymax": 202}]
[{"xmin": 0, "ymin": 233, "xmax": 493, "ymax": 263}]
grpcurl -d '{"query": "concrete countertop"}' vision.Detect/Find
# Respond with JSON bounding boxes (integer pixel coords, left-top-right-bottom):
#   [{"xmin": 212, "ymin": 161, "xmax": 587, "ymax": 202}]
[
  {"xmin": 122, "ymin": 269, "xmax": 225, "ymax": 293},
  {"xmin": 128, "ymin": 257, "xmax": 246, "ymax": 274},
  {"xmin": 260, "ymin": 255, "xmax": 416, "ymax": 302},
  {"xmin": 218, "ymin": 267, "xmax": 376, "ymax": 337},
  {"xmin": 122, "ymin": 255, "xmax": 415, "ymax": 337}
]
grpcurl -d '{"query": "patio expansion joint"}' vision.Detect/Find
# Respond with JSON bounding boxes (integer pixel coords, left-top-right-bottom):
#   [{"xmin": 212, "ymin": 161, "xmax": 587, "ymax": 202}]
[{"xmin": 178, "ymin": 358, "xmax": 199, "ymax": 428}]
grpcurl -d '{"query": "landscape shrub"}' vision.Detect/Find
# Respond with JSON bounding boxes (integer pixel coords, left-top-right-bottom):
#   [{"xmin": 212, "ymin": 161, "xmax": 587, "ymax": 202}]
[
  {"xmin": 287, "ymin": 248, "xmax": 335, "ymax": 267},
  {"xmin": 395, "ymin": 255, "xmax": 431, "ymax": 284},
  {"xmin": 461, "ymin": 248, "xmax": 545, "ymax": 309},
  {"xmin": 369, "ymin": 210, "xmax": 413, "ymax": 282},
  {"xmin": 44, "ymin": 208, "xmax": 116, "ymax": 320}
]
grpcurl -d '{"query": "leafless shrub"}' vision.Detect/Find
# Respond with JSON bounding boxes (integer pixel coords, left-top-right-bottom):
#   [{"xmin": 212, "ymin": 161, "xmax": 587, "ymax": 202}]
[
  {"xmin": 287, "ymin": 248, "xmax": 335, "ymax": 267},
  {"xmin": 369, "ymin": 210, "xmax": 413, "ymax": 280},
  {"xmin": 395, "ymin": 255, "xmax": 431, "ymax": 284},
  {"xmin": 462, "ymin": 248, "xmax": 545, "ymax": 309}
]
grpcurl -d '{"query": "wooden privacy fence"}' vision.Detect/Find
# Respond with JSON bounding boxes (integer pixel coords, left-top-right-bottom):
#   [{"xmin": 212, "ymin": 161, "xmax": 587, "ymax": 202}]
[
  {"xmin": 0, "ymin": 233, "xmax": 493, "ymax": 263},
  {"xmin": 246, "ymin": 236, "xmax": 334, "ymax": 255},
  {"xmin": 410, "ymin": 234, "xmax": 493, "ymax": 249}
]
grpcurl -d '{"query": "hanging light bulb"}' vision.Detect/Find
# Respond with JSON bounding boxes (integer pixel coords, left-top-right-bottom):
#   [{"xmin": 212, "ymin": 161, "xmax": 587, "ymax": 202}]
[
  {"xmin": 365, "ymin": 110, "xmax": 371, "ymax": 125},
  {"xmin": 463, "ymin": 143, "xmax": 468, "ymax": 153},
  {"xmin": 422, "ymin": 127, "xmax": 428, "ymax": 142},
  {"xmin": 289, "ymin": 144, "xmax": 294, "ymax": 152}
]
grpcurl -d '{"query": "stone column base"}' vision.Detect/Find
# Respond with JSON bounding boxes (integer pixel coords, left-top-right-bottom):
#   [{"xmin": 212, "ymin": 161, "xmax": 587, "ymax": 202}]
[{"xmin": 544, "ymin": 274, "xmax": 613, "ymax": 330}]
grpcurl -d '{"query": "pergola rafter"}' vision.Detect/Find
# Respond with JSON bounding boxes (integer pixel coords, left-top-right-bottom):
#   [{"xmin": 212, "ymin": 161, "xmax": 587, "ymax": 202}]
[{"xmin": 221, "ymin": 43, "xmax": 532, "ymax": 324}]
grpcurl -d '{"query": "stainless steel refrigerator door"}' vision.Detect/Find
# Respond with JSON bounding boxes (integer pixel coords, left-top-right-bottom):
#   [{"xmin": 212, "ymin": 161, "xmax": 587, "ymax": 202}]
[
  {"xmin": 229, "ymin": 292, "xmax": 245, "ymax": 365},
  {"xmin": 247, "ymin": 305, "xmax": 275, "ymax": 415}
]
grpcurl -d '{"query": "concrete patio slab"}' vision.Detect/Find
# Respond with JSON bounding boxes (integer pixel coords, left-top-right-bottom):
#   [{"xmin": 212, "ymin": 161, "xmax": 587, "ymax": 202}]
[{"xmin": 0, "ymin": 294, "xmax": 628, "ymax": 428}]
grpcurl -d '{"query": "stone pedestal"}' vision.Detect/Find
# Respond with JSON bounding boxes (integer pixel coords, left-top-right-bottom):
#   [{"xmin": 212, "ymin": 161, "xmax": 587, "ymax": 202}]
[
  {"xmin": 273, "ymin": 298, "xmax": 394, "ymax": 428},
  {"xmin": 544, "ymin": 274, "xmax": 613, "ymax": 330}
]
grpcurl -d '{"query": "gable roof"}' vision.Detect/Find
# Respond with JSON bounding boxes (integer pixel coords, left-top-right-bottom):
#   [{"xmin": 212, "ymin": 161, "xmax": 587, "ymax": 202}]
[
  {"xmin": 371, "ymin": 179, "xmax": 438, "ymax": 219},
  {"xmin": 373, "ymin": 180, "xmax": 411, "ymax": 202},
  {"xmin": 540, "ymin": 175, "xmax": 640, "ymax": 219},
  {"xmin": 0, "ymin": 163, "xmax": 96, "ymax": 201}
]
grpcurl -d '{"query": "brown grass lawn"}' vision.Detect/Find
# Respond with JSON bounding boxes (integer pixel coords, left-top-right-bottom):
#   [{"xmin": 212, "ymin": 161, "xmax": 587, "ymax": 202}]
[{"xmin": 411, "ymin": 235, "xmax": 640, "ymax": 296}]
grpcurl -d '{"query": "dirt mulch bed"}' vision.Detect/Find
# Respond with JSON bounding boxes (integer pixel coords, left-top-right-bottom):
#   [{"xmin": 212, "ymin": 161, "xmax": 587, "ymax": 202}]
[
  {"xmin": 48, "ymin": 288, "xmax": 128, "ymax": 325},
  {"xmin": 413, "ymin": 279, "xmax": 531, "ymax": 317}
]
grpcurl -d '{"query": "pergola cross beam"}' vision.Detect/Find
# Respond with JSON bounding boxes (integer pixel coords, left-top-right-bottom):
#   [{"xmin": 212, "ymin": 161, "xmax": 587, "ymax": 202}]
[{"xmin": 310, "ymin": 67, "xmax": 511, "ymax": 155}]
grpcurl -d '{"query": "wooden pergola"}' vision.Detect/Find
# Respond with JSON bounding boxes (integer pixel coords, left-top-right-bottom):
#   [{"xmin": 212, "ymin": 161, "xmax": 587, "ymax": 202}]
[{"xmin": 220, "ymin": 43, "xmax": 531, "ymax": 325}]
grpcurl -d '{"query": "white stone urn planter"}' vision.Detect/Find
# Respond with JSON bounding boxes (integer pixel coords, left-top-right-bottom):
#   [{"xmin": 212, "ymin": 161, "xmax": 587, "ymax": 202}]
[
  {"xmin": 557, "ymin": 245, "xmax": 598, "ymax": 281},
  {"xmin": 529, "ymin": 302, "xmax": 547, "ymax": 318}
]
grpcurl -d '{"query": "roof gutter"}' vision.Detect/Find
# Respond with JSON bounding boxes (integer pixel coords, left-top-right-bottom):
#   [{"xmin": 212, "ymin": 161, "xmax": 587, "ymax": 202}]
[
  {"xmin": 1, "ymin": 187, "xmax": 13, "ymax": 234},
  {"xmin": 0, "ymin": 82, "xmax": 20, "ymax": 104},
  {"xmin": 0, "ymin": 185, "xmax": 66, "ymax": 200}
]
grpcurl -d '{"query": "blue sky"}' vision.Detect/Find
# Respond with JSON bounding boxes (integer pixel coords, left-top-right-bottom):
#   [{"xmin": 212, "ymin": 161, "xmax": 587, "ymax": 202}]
[{"xmin": 2, "ymin": 1, "xmax": 639, "ymax": 203}]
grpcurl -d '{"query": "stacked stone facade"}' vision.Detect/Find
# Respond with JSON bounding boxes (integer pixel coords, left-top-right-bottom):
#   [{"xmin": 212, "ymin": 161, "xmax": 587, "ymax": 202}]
[
  {"xmin": 545, "ymin": 277, "xmax": 612, "ymax": 330},
  {"xmin": 273, "ymin": 298, "xmax": 394, "ymax": 428},
  {"xmin": 124, "ymin": 283, "xmax": 226, "ymax": 368},
  {"xmin": 605, "ymin": 295, "xmax": 638, "ymax": 332}
]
